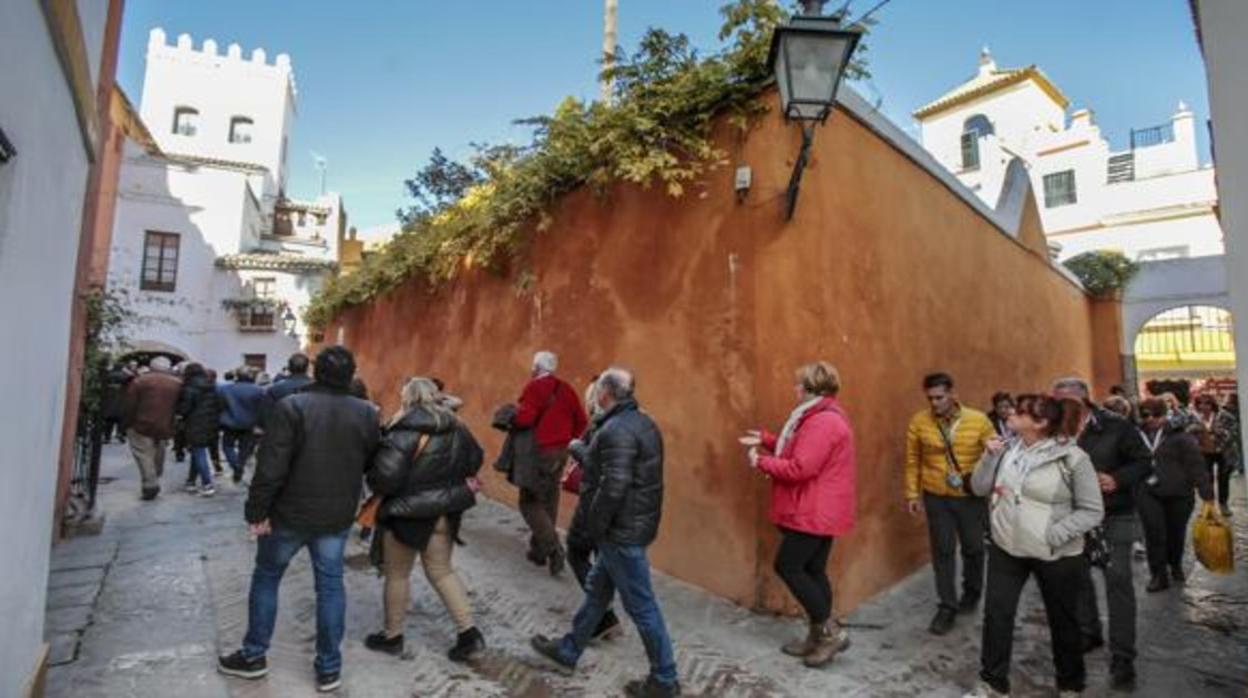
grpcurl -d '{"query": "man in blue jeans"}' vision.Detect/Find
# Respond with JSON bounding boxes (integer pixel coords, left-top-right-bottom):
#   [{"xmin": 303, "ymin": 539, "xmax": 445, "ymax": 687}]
[
  {"xmin": 218, "ymin": 346, "xmax": 380, "ymax": 693},
  {"xmin": 530, "ymin": 367, "xmax": 680, "ymax": 698}
]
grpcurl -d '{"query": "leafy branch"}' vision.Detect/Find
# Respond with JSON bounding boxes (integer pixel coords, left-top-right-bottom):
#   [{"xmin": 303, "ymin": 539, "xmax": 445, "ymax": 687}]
[{"xmin": 306, "ymin": 0, "xmax": 872, "ymax": 328}]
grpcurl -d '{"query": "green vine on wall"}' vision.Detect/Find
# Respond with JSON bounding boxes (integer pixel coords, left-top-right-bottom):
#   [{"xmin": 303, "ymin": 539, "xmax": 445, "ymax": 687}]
[
  {"xmin": 80, "ymin": 287, "xmax": 137, "ymax": 417},
  {"xmin": 305, "ymin": 1, "xmax": 872, "ymax": 329}
]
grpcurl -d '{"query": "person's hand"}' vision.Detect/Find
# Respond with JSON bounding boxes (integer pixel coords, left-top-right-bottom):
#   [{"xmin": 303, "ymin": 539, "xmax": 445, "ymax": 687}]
[
  {"xmin": 249, "ymin": 519, "xmax": 271, "ymax": 537},
  {"xmin": 985, "ymin": 436, "xmax": 1006, "ymax": 455},
  {"xmin": 906, "ymin": 498, "xmax": 922, "ymax": 516},
  {"xmin": 466, "ymin": 476, "xmax": 482, "ymax": 493},
  {"xmin": 738, "ymin": 430, "xmax": 762, "ymax": 448},
  {"xmin": 1097, "ymin": 473, "xmax": 1118, "ymax": 493},
  {"xmin": 747, "ymin": 447, "xmax": 760, "ymax": 468}
]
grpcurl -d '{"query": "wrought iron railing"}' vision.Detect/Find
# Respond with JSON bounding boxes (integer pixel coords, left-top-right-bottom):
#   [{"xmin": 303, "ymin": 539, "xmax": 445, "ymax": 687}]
[
  {"xmin": 1130, "ymin": 122, "xmax": 1175, "ymax": 149},
  {"xmin": 68, "ymin": 411, "xmax": 103, "ymax": 514},
  {"xmin": 1134, "ymin": 307, "xmax": 1234, "ymax": 356}
]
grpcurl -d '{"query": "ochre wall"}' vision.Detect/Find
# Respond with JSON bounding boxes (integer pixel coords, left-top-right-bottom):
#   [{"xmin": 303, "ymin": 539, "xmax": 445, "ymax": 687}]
[{"xmin": 327, "ymin": 95, "xmax": 1101, "ymax": 614}]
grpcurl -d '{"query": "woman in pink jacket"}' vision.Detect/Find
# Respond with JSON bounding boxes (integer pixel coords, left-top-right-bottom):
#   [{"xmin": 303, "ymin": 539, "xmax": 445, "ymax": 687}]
[{"xmin": 740, "ymin": 361, "xmax": 857, "ymax": 669}]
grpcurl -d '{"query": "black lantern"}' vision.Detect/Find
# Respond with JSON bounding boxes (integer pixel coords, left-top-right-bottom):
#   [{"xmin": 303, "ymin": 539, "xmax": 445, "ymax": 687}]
[
  {"xmin": 767, "ymin": 0, "xmax": 862, "ymax": 218},
  {"xmin": 282, "ymin": 306, "xmax": 297, "ymax": 336}
]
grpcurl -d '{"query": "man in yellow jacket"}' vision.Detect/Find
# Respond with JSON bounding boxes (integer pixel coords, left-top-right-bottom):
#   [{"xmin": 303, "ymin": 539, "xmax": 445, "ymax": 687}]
[{"xmin": 905, "ymin": 372, "xmax": 996, "ymax": 636}]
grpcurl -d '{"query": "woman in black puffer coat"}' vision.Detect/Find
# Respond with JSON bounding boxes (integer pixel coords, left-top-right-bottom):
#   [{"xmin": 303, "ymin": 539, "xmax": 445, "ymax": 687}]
[
  {"xmin": 176, "ymin": 363, "xmax": 221, "ymax": 495},
  {"xmin": 364, "ymin": 376, "xmax": 485, "ymax": 662}
]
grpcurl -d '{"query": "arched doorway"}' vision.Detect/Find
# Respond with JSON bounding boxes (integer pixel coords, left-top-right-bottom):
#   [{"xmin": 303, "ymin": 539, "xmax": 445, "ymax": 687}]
[{"xmin": 1133, "ymin": 305, "xmax": 1236, "ymax": 396}]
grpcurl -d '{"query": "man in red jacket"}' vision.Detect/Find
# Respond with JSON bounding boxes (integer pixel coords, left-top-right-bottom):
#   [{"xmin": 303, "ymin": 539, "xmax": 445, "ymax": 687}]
[{"xmin": 510, "ymin": 350, "xmax": 588, "ymax": 575}]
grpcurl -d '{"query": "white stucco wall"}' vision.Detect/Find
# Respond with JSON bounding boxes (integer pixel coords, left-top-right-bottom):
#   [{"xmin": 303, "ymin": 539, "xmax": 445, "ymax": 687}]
[
  {"xmin": 0, "ymin": 2, "xmax": 102, "ymax": 694},
  {"xmin": 918, "ymin": 61, "xmax": 1223, "ymax": 265},
  {"xmin": 140, "ymin": 29, "xmax": 296, "ymax": 202},
  {"xmin": 108, "ymin": 146, "xmax": 331, "ymax": 372},
  {"xmin": 1197, "ymin": 0, "xmax": 1248, "ymax": 481}
]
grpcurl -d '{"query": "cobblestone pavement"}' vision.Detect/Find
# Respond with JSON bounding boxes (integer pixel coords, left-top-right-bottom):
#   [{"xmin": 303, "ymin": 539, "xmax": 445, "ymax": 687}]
[{"xmin": 45, "ymin": 444, "xmax": 1248, "ymax": 697}]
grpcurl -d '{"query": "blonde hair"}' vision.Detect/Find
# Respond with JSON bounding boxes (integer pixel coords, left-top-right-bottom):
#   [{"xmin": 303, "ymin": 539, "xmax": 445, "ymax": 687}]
[
  {"xmin": 797, "ymin": 361, "xmax": 840, "ymax": 397},
  {"xmin": 390, "ymin": 376, "xmax": 452, "ymax": 427}
]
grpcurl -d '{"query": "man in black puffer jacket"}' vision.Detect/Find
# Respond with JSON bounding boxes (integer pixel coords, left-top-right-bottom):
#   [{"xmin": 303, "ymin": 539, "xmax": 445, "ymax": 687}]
[
  {"xmin": 219, "ymin": 346, "xmax": 380, "ymax": 693},
  {"xmin": 1053, "ymin": 377, "xmax": 1152, "ymax": 692},
  {"xmin": 531, "ymin": 367, "xmax": 680, "ymax": 698}
]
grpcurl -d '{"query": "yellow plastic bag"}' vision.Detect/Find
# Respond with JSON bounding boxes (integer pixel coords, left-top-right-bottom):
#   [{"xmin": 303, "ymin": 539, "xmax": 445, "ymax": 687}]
[{"xmin": 1193, "ymin": 501, "xmax": 1234, "ymax": 574}]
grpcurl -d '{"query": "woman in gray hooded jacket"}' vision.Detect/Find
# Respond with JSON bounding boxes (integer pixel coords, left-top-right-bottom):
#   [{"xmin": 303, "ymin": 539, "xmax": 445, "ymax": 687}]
[{"xmin": 962, "ymin": 394, "xmax": 1104, "ymax": 698}]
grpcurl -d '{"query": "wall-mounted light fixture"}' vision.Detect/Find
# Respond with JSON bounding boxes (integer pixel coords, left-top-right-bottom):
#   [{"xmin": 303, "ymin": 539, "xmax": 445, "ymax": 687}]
[{"xmin": 767, "ymin": 0, "xmax": 862, "ymax": 220}]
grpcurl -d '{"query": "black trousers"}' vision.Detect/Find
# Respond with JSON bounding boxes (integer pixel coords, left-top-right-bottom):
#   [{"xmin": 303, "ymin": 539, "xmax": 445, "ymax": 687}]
[
  {"xmin": 924, "ymin": 493, "xmax": 987, "ymax": 611},
  {"xmin": 1076, "ymin": 514, "xmax": 1137, "ymax": 663},
  {"xmin": 773, "ymin": 528, "xmax": 835, "ymax": 624},
  {"xmin": 1206, "ymin": 453, "xmax": 1232, "ymax": 507},
  {"xmin": 1137, "ymin": 488, "xmax": 1196, "ymax": 576},
  {"xmin": 980, "ymin": 545, "xmax": 1086, "ymax": 694}
]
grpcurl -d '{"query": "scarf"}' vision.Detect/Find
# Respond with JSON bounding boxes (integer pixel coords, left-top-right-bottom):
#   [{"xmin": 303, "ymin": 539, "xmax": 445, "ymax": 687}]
[{"xmin": 776, "ymin": 396, "xmax": 823, "ymax": 456}]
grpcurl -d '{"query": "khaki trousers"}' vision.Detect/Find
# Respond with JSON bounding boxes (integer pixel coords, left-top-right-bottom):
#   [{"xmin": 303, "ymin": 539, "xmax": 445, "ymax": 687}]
[
  {"xmin": 383, "ymin": 518, "xmax": 474, "ymax": 636},
  {"xmin": 127, "ymin": 429, "xmax": 167, "ymax": 492}
]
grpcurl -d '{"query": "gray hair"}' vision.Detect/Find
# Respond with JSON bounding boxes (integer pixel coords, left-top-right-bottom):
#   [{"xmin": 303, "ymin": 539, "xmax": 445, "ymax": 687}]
[
  {"xmin": 597, "ymin": 366, "xmax": 635, "ymax": 402},
  {"xmin": 533, "ymin": 350, "xmax": 558, "ymax": 374},
  {"xmin": 1052, "ymin": 377, "xmax": 1090, "ymax": 398},
  {"xmin": 149, "ymin": 356, "xmax": 172, "ymax": 372}
]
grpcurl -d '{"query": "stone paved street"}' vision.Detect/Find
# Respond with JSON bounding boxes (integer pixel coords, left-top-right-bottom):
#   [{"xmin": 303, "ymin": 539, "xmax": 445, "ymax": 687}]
[{"xmin": 44, "ymin": 444, "xmax": 1248, "ymax": 697}]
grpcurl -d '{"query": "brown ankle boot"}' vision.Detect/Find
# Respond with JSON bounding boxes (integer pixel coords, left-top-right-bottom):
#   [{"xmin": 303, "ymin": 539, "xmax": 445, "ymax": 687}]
[
  {"xmin": 802, "ymin": 622, "xmax": 850, "ymax": 668},
  {"xmin": 781, "ymin": 622, "xmax": 820, "ymax": 657}
]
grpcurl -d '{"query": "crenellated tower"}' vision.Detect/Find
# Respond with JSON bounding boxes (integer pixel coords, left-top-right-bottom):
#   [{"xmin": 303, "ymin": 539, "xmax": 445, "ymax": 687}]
[{"xmin": 139, "ymin": 28, "xmax": 297, "ymax": 206}]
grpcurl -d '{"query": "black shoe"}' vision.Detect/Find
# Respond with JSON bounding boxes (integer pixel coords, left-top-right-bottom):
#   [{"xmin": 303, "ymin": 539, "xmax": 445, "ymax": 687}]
[
  {"xmin": 141, "ymin": 487, "xmax": 160, "ymax": 501},
  {"xmin": 548, "ymin": 547, "xmax": 566, "ymax": 576},
  {"xmin": 217, "ymin": 650, "xmax": 268, "ymax": 679},
  {"xmin": 1170, "ymin": 565, "xmax": 1186, "ymax": 583},
  {"xmin": 526, "ymin": 549, "xmax": 547, "ymax": 567},
  {"xmin": 316, "ymin": 672, "xmax": 342, "ymax": 692},
  {"xmin": 624, "ymin": 676, "xmax": 682, "ymax": 697},
  {"xmin": 213, "ymin": 464, "xmax": 224, "ymax": 475},
  {"xmin": 1146, "ymin": 572, "xmax": 1170, "ymax": 593},
  {"xmin": 232, "ymin": 471, "xmax": 243, "ymax": 484},
  {"xmin": 530, "ymin": 634, "xmax": 575, "ymax": 674},
  {"xmin": 592, "ymin": 610, "xmax": 622, "ymax": 642},
  {"xmin": 928, "ymin": 608, "xmax": 956, "ymax": 636},
  {"xmin": 448, "ymin": 627, "xmax": 485, "ymax": 662},
  {"xmin": 1110, "ymin": 659, "xmax": 1136, "ymax": 691},
  {"xmin": 957, "ymin": 593, "xmax": 980, "ymax": 614},
  {"xmin": 364, "ymin": 631, "xmax": 403, "ymax": 656},
  {"xmin": 1080, "ymin": 634, "xmax": 1104, "ymax": 654}
]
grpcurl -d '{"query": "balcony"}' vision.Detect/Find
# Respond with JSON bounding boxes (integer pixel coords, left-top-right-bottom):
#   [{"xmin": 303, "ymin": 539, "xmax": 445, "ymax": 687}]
[
  {"xmin": 221, "ymin": 297, "xmax": 289, "ymax": 333},
  {"xmin": 1129, "ymin": 122, "xmax": 1175, "ymax": 150}
]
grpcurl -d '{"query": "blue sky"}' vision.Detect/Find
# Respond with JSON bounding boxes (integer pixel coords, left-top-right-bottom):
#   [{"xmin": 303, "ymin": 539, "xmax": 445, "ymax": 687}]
[{"xmin": 117, "ymin": 1, "xmax": 1210, "ymax": 231}]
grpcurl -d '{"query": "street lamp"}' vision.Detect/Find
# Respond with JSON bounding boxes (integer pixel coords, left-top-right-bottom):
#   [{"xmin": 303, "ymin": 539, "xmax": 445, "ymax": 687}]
[
  {"xmin": 282, "ymin": 306, "xmax": 297, "ymax": 336},
  {"xmin": 768, "ymin": 0, "xmax": 863, "ymax": 219}
]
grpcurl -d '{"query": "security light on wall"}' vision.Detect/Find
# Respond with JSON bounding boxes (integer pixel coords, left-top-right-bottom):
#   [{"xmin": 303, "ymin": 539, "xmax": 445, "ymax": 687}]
[{"xmin": 767, "ymin": 0, "xmax": 862, "ymax": 219}]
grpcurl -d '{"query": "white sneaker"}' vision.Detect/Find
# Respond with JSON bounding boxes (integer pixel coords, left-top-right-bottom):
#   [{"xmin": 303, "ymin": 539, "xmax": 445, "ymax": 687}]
[
  {"xmin": 1131, "ymin": 541, "xmax": 1147, "ymax": 558},
  {"xmin": 184, "ymin": 482, "xmax": 199, "ymax": 493},
  {"xmin": 199, "ymin": 485, "xmax": 216, "ymax": 497},
  {"xmin": 963, "ymin": 682, "xmax": 1009, "ymax": 698}
]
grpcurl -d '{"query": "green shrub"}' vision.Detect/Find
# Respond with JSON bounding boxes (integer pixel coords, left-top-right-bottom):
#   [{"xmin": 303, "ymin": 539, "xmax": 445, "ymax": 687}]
[{"xmin": 1063, "ymin": 250, "xmax": 1140, "ymax": 297}]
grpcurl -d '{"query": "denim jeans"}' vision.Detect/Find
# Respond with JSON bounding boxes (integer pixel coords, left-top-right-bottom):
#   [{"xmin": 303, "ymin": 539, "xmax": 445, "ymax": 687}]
[
  {"xmin": 242, "ymin": 526, "xmax": 350, "ymax": 675},
  {"xmin": 189, "ymin": 447, "xmax": 213, "ymax": 486},
  {"xmin": 556, "ymin": 543, "xmax": 678, "ymax": 687},
  {"xmin": 222, "ymin": 428, "xmax": 256, "ymax": 477}
]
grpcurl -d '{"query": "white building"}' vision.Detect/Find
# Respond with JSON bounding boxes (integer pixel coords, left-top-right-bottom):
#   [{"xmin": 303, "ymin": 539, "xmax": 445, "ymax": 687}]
[
  {"xmin": 0, "ymin": 1, "xmax": 121, "ymax": 693},
  {"xmin": 108, "ymin": 29, "xmax": 344, "ymax": 374},
  {"xmin": 1194, "ymin": 0, "xmax": 1248, "ymax": 440},
  {"xmin": 915, "ymin": 49, "xmax": 1223, "ymax": 262}
]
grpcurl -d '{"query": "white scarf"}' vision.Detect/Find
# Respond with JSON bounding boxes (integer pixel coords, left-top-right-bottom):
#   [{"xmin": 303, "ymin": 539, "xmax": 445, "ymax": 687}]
[{"xmin": 776, "ymin": 396, "xmax": 823, "ymax": 455}]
